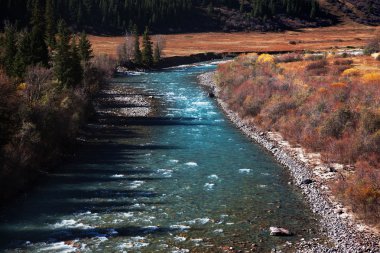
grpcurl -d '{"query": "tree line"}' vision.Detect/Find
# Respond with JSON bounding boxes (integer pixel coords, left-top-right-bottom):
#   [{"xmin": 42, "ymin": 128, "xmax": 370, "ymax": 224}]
[
  {"xmin": 0, "ymin": 0, "xmax": 193, "ymax": 33},
  {"xmin": 0, "ymin": 0, "xmax": 321, "ymax": 34}
]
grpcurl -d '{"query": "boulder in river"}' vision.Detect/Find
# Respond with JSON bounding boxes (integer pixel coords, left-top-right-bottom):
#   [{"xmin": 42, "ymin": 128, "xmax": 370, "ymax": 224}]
[
  {"xmin": 301, "ymin": 179, "xmax": 314, "ymax": 185},
  {"xmin": 269, "ymin": 227, "xmax": 293, "ymax": 236},
  {"xmin": 208, "ymin": 92, "xmax": 216, "ymax": 98}
]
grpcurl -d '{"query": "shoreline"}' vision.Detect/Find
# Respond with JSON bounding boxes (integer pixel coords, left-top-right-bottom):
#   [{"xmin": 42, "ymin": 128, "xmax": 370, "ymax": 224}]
[{"xmin": 198, "ymin": 72, "xmax": 380, "ymax": 252}]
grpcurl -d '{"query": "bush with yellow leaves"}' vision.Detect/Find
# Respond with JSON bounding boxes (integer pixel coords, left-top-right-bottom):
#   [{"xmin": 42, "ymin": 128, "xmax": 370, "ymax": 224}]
[
  {"xmin": 362, "ymin": 72, "xmax": 380, "ymax": 84},
  {"xmin": 341, "ymin": 68, "xmax": 361, "ymax": 77},
  {"xmin": 257, "ymin": 54, "xmax": 275, "ymax": 65}
]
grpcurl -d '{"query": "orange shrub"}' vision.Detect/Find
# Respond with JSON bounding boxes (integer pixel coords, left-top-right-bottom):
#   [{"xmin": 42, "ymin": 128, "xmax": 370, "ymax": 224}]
[
  {"xmin": 330, "ymin": 82, "xmax": 347, "ymax": 88},
  {"xmin": 362, "ymin": 72, "xmax": 380, "ymax": 84},
  {"xmin": 341, "ymin": 68, "xmax": 360, "ymax": 77},
  {"xmin": 334, "ymin": 161, "xmax": 380, "ymax": 223}
]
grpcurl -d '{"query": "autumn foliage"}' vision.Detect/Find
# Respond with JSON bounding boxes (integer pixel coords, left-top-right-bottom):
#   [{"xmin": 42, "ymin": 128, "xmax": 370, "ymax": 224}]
[{"xmin": 216, "ymin": 53, "xmax": 380, "ymax": 223}]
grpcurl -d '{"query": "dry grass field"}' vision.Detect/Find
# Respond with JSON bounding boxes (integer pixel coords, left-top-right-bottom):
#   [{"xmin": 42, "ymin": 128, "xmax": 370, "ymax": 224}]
[{"xmin": 89, "ymin": 24, "xmax": 379, "ymax": 58}]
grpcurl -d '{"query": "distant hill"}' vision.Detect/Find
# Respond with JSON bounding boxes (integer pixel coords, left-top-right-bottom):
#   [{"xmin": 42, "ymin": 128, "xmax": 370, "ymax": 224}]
[
  {"xmin": 0, "ymin": 0, "xmax": 378, "ymax": 35},
  {"xmin": 318, "ymin": 0, "xmax": 380, "ymax": 25}
]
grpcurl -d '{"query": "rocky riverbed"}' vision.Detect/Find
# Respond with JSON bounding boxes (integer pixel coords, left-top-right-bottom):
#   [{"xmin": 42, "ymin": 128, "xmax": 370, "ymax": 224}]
[{"xmin": 198, "ymin": 72, "xmax": 380, "ymax": 253}]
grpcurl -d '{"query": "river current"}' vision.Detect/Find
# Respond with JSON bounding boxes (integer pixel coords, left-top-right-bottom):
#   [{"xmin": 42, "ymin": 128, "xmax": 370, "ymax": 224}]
[{"xmin": 0, "ymin": 63, "xmax": 321, "ymax": 252}]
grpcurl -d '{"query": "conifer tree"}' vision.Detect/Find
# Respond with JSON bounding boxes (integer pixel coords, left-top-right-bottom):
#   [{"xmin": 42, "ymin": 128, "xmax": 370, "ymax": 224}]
[
  {"xmin": 153, "ymin": 43, "xmax": 161, "ymax": 65},
  {"xmin": 13, "ymin": 31, "xmax": 32, "ymax": 78},
  {"xmin": 3, "ymin": 24, "xmax": 17, "ymax": 77},
  {"xmin": 45, "ymin": 0, "xmax": 56, "ymax": 48},
  {"xmin": 68, "ymin": 37, "xmax": 83, "ymax": 87},
  {"xmin": 142, "ymin": 27, "xmax": 153, "ymax": 67},
  {"xmin": 133, "ymin": 25, "xmax": 142, "ymax": 65},
  {"xmin": 78, "ymin": 32, "xmax": 93, "ymax": 64},
  {"xmin": 53, "ymin": 20, "xmax": 72, "ymax": 88},
  {"xmin": 30, "ymin": 0, "xmax": 49, "ymax": 66}
]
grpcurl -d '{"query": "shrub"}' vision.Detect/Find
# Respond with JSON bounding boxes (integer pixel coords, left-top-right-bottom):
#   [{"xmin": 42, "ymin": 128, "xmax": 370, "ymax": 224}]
[
  {"xmin": 334, "ymin": 161, "xmax": 380, "ymax": 224},
  {"xmin": 362, "ymin": 72, "xmax": 380, "ymax": 84},
  {"xmin": 257, "ymin": 54, "xmax": 275, "ymax": 65},
  {"xmin": 341, "ymin": 68, "xmax": 360, "ymax": 77},
  {"xmin": 321, "ymin": 108, "xmax": 355, "ymax": 138},
  {"xmin": 333, "ymin": 59, "xmax": 353, "ymax": 65},
  {"xmin": 306, "ymin": 59, "xmax": 328, "ymax": 70},
  {"xmin": 330, "ymin": 82, "xmax": 347, "ymax": 88},
  {"xmin": 363, "ymin": 35, "xmax": 380, "ymax": 55},
  {"xmin": 360, "ymin": 110, "xmax": 380, "ymax": 134},
  {"xmin": 276, "ymin": 53, "xmax": 303, "ymax": 63}
]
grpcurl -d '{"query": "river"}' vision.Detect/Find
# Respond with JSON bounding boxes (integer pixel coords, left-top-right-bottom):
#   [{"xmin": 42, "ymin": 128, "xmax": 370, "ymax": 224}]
[{"xmin": 0, "ymin": 63, "xmax": 321, "ymax": 252}]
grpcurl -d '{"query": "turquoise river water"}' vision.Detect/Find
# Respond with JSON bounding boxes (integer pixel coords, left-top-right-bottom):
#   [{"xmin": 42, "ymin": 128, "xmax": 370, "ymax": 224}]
[{"xmin": 0, "ymin": 63, "xmax": 321, "ymax": 252}]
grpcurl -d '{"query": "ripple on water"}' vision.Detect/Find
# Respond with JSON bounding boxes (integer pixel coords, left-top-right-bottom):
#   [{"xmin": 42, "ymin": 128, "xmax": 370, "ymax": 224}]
[
  {"xmin": 204, "ymin": 183, "xmax": 215, "ymax": 190},
  {"xmin": 207, "ymin": 174, "xmax": 219, "ymax": 180},
  {"xmin": 184, "ymin": 162, "xmax": 198, "ymax": 167},
  {"xmin": 187, "ymin": 218, "xmax": 210, "ymax": 225},
  {"xmin": 239, "ymin": 168, "xmax": 251, "ymax": 174},
  {"xmin": 170, "ymin": 224, "xmax": 191, "ymax": 231},
  {"xmin": 110, "ymin": 174, "xmax": 124, "ymax": 178},
  {"xmin": 129, "ymin": 180, "xmax": 145, "ymax": 189},
  {"xmin": 51, "ymin": 219, "xmax": 93, "ymax": 229}
]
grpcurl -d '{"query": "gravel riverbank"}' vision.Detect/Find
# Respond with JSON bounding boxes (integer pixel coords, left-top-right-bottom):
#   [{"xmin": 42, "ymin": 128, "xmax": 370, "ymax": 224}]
[{"xmin": 198, "ymin": 72, "xmax": 380, "ymax": 253}]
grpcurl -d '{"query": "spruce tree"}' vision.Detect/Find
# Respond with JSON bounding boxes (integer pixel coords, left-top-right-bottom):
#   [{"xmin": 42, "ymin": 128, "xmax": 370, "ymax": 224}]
[
  {"xmin": 78, "ymin": 32, "xmax": 93, "ymax": 64},
  {"xmin": 133, "ymin": 25, "xmax": 142, "ymax": 65},
  {"xmin": 45, "ymin": 0, "xmax": 56, "ymax": 48},
  {"xmin": 153, "ymin": 43, "xmax": 161, "ymax": 65},
  {"xmin": 3, "ymin": 24, "xmax": 17, "ymax": 77},
  {"xmin": 53, "ymin": 20, "xmax": 72, "ymax": 88},
  {"xmin": 68, "ymin": 37, "xmax": 83, "ymax": 87},
  {"xmin": 13, "ymin": 31, "xmax": 32, "ymax": 78},
  {"xmin": 30, "ymin": 0, "xmax": 49, "ymax": 66},
  {"xmin": 142, "ymin": 27, "xmax": 153, "ymax": 67}
]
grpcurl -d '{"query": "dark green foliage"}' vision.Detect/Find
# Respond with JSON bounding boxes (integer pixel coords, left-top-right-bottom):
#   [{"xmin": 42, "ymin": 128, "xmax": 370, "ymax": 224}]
[
  {"xmin": 153, "ymin": 43, "xmax": 161, "ymax": 65},
  {"xmin": 69, "ymin": 37, "xmax": 84, "ymax": 87},
  {"xmin": 30, "ymin": 0, "xmax": 49, "ymax": 66},
  {"xmin": 133, "ymin": 26, "xmax": 142, "ymax": 65},
  {"xmin": 45, "ymin": 0, "xmax": 56, "ymax": 48},
  {"xmin": 53, "ymin": 20, "xmax": 74, "ymax": 88},
  {"xmin": 13, "ymin": 32, "xmax": 32, "ymax": 78},
  {"xmin": 3, "ymin": 24, "xmax": 17, "ymax": 77},
  {"xmin": 78, "ymin": 32, "xmax": 93, "ymax": 63},
  {"xmin": 142, "ymin": 27, "xmax": 153, "ymax": 67}
]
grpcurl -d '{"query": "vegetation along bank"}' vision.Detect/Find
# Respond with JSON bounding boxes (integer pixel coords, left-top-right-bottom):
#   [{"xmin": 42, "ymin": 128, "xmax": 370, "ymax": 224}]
[
  {"xmin": 198, "ymin": 37, "xmax": 380, "ymax": 251},
  {"xmin": 0, "ymin": 0, "xmax": 115, "ymax": 203}
]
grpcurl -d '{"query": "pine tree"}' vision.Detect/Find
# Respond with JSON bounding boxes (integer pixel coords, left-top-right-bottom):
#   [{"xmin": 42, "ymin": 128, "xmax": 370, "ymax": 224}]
[
  {"xmin": 133, "ymin": 25, "xmax": 142, "ymax": 65},
  {"xmin": 30, "ymin": 0, "xmax": 49, "ymax": 66},
  {"xmin": 310, "ymin": 0, "xmax": 317, "ymax": 19},
  {"xmin": 3, "ymin": 24, "xmax": 17, "ymax": 77},
  {"xmin": 78, "ymin": 32, "xmax": 93, "ymax": 64},
  {"xmin": 45, "ymin": 0, "xmax": 56, "ymax": 48},
  {"xmin": 13, "ymin": 31, "xmax": 32, "ymax": 78},
  {"xmin": 53, "ymin": 20, "xmax": 72, "ymax": 88},
  {"xmin": 142, "ymin": 27, "xmax": 153, "ymax": 67},
  {"xmin": 153, "ymin": 43, "xmax": 161, "ymax": 65},
  {"xmin": 68, "ymin": 37, "xmax": 83, "ymax": 87}
]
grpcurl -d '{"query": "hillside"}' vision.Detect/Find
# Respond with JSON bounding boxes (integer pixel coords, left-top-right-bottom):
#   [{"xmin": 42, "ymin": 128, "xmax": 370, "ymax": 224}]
[
  {"xmin": 0, "ymin": 0, "xmax": 379, "ymax": 34},
  {"xmin": 1, "ymin": 0, "xmax": 378, "ymax": 35},
  {"xmin": 318, "ymin": 0, "xmax": 380, "ymax": 25}
]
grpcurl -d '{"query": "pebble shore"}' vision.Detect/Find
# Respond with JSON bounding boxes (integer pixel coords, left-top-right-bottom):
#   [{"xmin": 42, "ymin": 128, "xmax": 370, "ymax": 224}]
[{"xmin": 198, "ymin": 72, "xmax": 380, "ymax": 253}]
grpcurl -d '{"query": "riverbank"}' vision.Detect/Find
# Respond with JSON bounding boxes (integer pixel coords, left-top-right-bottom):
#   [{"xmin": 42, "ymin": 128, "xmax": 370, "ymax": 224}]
[{"xmin": 198, "ymin": 71, "xmax": 380, "ymax": 252}]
